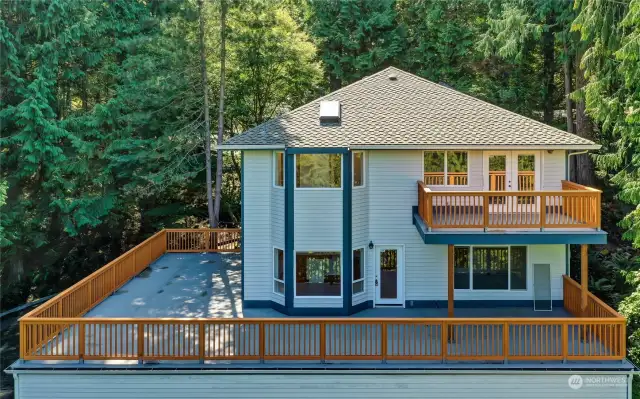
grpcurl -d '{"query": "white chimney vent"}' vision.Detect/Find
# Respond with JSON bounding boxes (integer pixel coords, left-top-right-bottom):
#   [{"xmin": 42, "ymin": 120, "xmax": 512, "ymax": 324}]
[{"xmin": 319, "ymin": 100, "xmax": 341, "ymax": 123}]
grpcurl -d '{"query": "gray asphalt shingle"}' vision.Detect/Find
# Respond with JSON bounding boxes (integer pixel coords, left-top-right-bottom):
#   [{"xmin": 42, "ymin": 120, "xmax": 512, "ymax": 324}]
[{"xmin": 222, "ymin": 67, "xmax": 597, "ymax": 149}]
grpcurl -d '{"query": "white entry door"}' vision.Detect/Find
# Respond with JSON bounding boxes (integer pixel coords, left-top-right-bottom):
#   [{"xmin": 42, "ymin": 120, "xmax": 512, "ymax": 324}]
[{"xmin": 375, "ymin": 245, "xmax": 404, "ymax": 306}]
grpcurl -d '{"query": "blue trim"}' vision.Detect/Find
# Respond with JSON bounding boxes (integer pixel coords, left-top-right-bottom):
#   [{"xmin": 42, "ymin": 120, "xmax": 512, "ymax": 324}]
[
  {"xmin": 284, "ymin": 150, "xmax": 295, "ymax": 309},
  {"xmin": 406, "ymin": 300, "xmax": 564, "ymax": 308},
  {"xmin": 351, "ymin": 300, "xmax": 373, "ymax": 314},
  {"xmin": 240, "ymin": 151, "xmax": 245, "ymax": 302},
  {"xmin": 286, "ymin": 147, "xmax": 349, "ymax": 154},
  {"xmin": 343, "ymin": 151, "xmax": 353, "ymax": 312},
  {"xmin": 413, "ymin": 207, "xmax": 607, "ymax": 245}
]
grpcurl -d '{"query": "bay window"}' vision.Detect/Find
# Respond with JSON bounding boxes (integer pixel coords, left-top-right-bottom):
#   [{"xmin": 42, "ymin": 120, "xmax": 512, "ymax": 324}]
[{"xmin": 296, "ymin": 154, "xmax": 342, "ymax": 188}]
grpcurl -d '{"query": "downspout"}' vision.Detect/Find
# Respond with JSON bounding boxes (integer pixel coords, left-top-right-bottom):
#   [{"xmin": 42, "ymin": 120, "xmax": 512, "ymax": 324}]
[{"xmin": 566, "ymin": 150, "xmax": 589, "ymax": 182}]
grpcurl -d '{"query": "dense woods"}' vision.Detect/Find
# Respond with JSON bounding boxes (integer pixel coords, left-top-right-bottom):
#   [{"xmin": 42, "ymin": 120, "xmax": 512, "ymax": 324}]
[{"xmin": 1, "ymin": 0, "xmax": 640, "ymax": 374}]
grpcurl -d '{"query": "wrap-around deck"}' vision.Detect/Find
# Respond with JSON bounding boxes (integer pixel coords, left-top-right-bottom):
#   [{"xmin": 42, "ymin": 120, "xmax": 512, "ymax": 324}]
[{"xmin": 19, "ymin": 230, "xmax": 626, "ymax": 365}]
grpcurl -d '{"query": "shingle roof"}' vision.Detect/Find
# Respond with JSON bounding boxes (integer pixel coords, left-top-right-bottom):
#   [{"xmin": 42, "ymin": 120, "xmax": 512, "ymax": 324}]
[{"xmin": 221, "ymin": 67, "xmax": 598, "ymax": 149}]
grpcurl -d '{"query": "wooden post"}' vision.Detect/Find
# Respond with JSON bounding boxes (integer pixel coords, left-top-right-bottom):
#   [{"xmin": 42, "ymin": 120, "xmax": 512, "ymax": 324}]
[
  {"xmin": 581, "ymin": 244, "xmax": 588, "ymax": 316},
  {"xmin": 259, "ymin": 322, "xmax": 266, "ymax": 362},
  {"xmin": 483, "ymin": 193, "xmax": 489, "ymax": 228},
  {"xmin": 448, "ymin": 244, "xmax": 454, "ymax": 318},
  {"xmin": 137, "ymin": 322, "xmax": 145, "ymax": 362},
  {"xmin": 539, "ymin": 194, "xmax": 546, "ymax": 230},
  {"xmin": 78, "ymin": 322, "xmax": 85, "ymax": 361},
  {"xmin": 198, "ymin": 321, "xmax": 205, "ymax": 363},
  {"xmin": 562, "ymin": 323, "xmax": 569, "ymax": 361}
]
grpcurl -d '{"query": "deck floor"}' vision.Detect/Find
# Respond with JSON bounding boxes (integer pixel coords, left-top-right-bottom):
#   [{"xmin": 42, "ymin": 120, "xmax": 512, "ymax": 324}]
[
  {"xmin": 25, "ymin": 254, "xmax": 617, "ymax": 365},
  {"xmin": 86, "ymin": 253, "xmax": 570, "ymax": 319}
]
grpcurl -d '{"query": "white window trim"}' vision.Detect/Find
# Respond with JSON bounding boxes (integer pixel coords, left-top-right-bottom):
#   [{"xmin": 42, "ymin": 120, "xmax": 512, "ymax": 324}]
[
  {"xmin": 294, "ymin": 250, "xmax": 343, "ymax": 299},
  {"xmin": 272, "ymin": 247, "xmax": 285, "ymax": 296},
  {"xmin": 423, "ymin": 150, "xmax": 470, "ymax": 187},
  {"xmin": 352, "ymin": 247, "xmax": 366, "ymax": 296},
  {"xmin": 273, "ymin": 151, "xmax": 284, "ymax": 189},
  {"xmin": 352, "ymin": 151, "xmax": 366, "ymax": 189},
  {"xmin": 453, "ymin": 245, "xmax": 529, "ymax": 292},
  {"xmin": 294, "ymin": 154, "xmax": 343, "ymax": 190}
]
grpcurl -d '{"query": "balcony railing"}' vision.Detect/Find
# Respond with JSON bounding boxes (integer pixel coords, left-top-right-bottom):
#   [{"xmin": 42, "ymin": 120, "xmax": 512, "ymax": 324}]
[
  {"xmin": 417, "ymin": 180, "xmax": 601, "ymax": 229},
  {"xmin": 18, "ymin": 230, "xmax": 625, "ymax": 364}
]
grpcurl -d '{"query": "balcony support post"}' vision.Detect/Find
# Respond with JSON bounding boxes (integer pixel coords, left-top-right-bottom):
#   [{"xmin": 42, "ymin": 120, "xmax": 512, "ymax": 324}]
[
  {"xmin": 581, "ymin": 244, "xmax": 588, "ymax": 316},
  {"xmin": 448, "ymin": 244, "xmax": 454, "ymax": 318}
]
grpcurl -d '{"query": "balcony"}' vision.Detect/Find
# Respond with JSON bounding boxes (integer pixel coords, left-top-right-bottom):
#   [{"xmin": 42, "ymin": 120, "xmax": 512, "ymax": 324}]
[
  {"xmin": 18, "ymin": 229, "xmax": 626, "ymax": 365},
  {"xmin": 417, "ymin": 180, "xmax": 601, "ymax": 230}
]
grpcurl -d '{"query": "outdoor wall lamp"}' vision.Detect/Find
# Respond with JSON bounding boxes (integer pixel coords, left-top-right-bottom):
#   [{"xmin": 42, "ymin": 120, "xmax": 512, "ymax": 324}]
[{"xmin": 368, "ymin": 241, "xmax": 374, "ymax": 249}]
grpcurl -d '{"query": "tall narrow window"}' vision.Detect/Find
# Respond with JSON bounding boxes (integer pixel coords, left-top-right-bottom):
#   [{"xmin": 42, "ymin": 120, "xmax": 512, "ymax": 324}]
[
  {"xmin": 296, "ymin": 154, "xmax": 342, "ymax": 188},
  {"xmin": 274, "ymin": 151, "xmax": 284, "ymax": 187},
  {"xmin": 423, "ymin": 151, "xmax": 445, "ymax": 185},
  {"xmin": 353, "ymin": 151, "xmax": 364, "ymax": 187},
  {"xmin": 510, "ymin": 246, "xmax": 527, "ymax": 290},
  {"xmin": 447, "ymin": 151, "xmax": 468, "ymax": 185},
  {"xmin": 352, "ymin": 248, "xmax": 365, "ymax": 294},
  {"xmin": 273, "ymin": 248, "xmax": 284, "ymax": 295},
  {"xmin": 296, "ymin": 252, "xmax": 341, "ymax": 296},
  {"xmin": 454, "ymin": 247, "xmax": 470, "ymax": 289}
]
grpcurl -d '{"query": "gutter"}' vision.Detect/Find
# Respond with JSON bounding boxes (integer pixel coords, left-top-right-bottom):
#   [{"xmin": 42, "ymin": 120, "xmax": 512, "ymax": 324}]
[{"xmin": 220, "ymin": 144, "xmax": 601, "ymax": 151}]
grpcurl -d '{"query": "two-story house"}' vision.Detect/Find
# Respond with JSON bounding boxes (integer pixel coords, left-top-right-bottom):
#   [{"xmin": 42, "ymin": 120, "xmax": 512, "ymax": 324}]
[{"xmin": 8, "ymin": 68, "xmax": 633, "ymax": 398}]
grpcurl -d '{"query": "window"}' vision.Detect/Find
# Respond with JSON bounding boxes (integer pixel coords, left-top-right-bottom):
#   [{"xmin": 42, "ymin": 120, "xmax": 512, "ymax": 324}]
[
  {"xmin": 454, "ymin": 247, "xmax": 470, "ymax": 289},
  {"xmin": 423, "ymin": 151, "xmax": 468, "ymax": 186},
  {"xmin": 296, "ymin": 154, "xmax": 341, "ymax": 188},
  {"xmin": 296, "ymin": 252, "xmax": 341, "ymax": 297},
  {"xmin": 273, "ymin": 248, "xmax": 284, "ymax": 295},
  {"xmin": 453, "ymin": 246, "xmax": 527, "ymax": 290},
  {"xmin": 274, "ymin": 152, "xmax": 284, "ymax": 187},
  {"xmin": 353, "ymin": 151, "xmax": 365, "ymax": 187},
  {"xmin": 473, "ymin": 247, "xmax": 508, "ymax": 290},
  {"xmin": 352, "ymin": 248, "xmax": 365, "ymax": 294}
]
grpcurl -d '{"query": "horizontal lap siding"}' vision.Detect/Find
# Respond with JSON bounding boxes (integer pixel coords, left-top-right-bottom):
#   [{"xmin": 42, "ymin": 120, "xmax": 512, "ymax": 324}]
[
  {"xmin": 294, "ymin": 187, "xmax": 343, "ymax": 308},
  {"xmin": 368, "ymin": 150, "xmax": 445, "ymax": 301},
  {"xmin": 543, "ymin": 150, "xmax": 565, "ymax": 190},
  {"xmin": 352, "ymin": 152, "xmax": 369, "ymax": 306},
  {"xmin": 16, "ymin": 372, "xmax": 628, "ymax": 399},
  {"xmin": 243, "ymin": 151, "xmax": 272, "ymax": 302},
  {"xmin": 271, "ymin": 185, "xmax": 285, "ymax": 305}
]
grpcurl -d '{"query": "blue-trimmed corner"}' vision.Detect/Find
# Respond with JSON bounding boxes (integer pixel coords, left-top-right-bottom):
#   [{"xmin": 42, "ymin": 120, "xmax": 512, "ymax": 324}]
[
  {"xmin": 284, "ymin": 150, "xmax": 295, "ymax": 309},
  {"xmin": 343, "ymin": 150, "xmax": 353, "ymax": 312},
  {"xmin": 240, "ymin": 151, "xmax": 245, "ymax": 302},
  {"xmin": 413, "ymin": 207, "xmax": 607, "ymax": 245}
]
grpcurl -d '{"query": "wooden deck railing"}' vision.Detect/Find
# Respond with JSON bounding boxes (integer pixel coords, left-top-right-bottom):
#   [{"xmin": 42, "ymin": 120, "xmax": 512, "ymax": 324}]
[
  {"xmin": 563, "ymin": 275, "xmax": 623, "ymax": 318},
  {"xmin": 417, "ymin": 180, "xmax": 601, "ymax": 229},
  {"xmin": 20, "ymin": 313, "xmax": 626, "ymax": 362},
  {"xmin": 20, "ymin": 228, "xmax": 241, "ymax": 360}
]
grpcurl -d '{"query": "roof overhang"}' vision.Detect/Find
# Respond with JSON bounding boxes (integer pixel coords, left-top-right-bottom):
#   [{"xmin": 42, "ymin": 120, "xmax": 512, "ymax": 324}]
[{"xmin": 219, "ymin": 144, "xmax": 600, "ymax": 151}]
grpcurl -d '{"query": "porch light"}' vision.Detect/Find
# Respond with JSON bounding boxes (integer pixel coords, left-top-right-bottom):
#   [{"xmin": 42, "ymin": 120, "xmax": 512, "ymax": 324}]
[{"xmin": 368, "ymin": 241, "xmax": 374, "ymax": 249}]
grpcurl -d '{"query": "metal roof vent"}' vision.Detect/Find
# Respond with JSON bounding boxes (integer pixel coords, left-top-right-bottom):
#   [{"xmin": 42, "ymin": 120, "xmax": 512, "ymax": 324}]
[
  {"xmin": 388, "ymin": 73, "xmax": 398, "ymax": 80},
  {"xmin": 319, "ymin": 100, "xmax": 341, "ymax": 123}
]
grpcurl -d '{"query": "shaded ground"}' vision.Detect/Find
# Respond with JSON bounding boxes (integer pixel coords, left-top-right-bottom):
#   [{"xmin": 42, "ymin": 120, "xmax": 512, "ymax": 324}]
[{"xmin": 1, "ymin": 310, "xmax": 25, "ymax": 399}]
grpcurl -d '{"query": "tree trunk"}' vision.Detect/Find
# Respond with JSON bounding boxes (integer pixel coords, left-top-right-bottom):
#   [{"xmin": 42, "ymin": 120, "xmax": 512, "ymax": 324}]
[
  {"xmin": 198, "ymin": 0, "xmax": 215, "ymax": 227},
  {"xmin": 574, "ymin": 48, "xmax": 595, "ymax": 187},
  {"xmin": 563, "ymin": 39, "xmax": 576, "ymax": 181},
  {"xmin": 542, "ymin": 13, "xmax": 556, "ymax": 125},
  {"xmin": 212, "ymin": 0, "xmax": 226, "ymax": 228}
]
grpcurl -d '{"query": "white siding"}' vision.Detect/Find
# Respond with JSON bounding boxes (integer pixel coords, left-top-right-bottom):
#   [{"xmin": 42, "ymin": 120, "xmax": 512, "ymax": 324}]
[
  {"xmin": 15, "ymin": 371, "xmax": 629, "ymax": 399},
  {"xmin": 294, "ymin": 168, "xmax": 343, "ymax": 308},
  {"xmin": 271, "ymin": 184, "xmax": 285, "ymax": 305},
  {"xmin": 368, "ymin": 150, "xmax": 444, "ymax": 301},
  {"xmin": 352, "ymin": 151, "xmax": 369, "ymax": 306},
  {"xmin": 243, "ymin": 151, "xmax": 272, "ymax": 302},
  {"xmin": 542, "ymin": 150, "xmax": 566, "ymax": 190}
]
